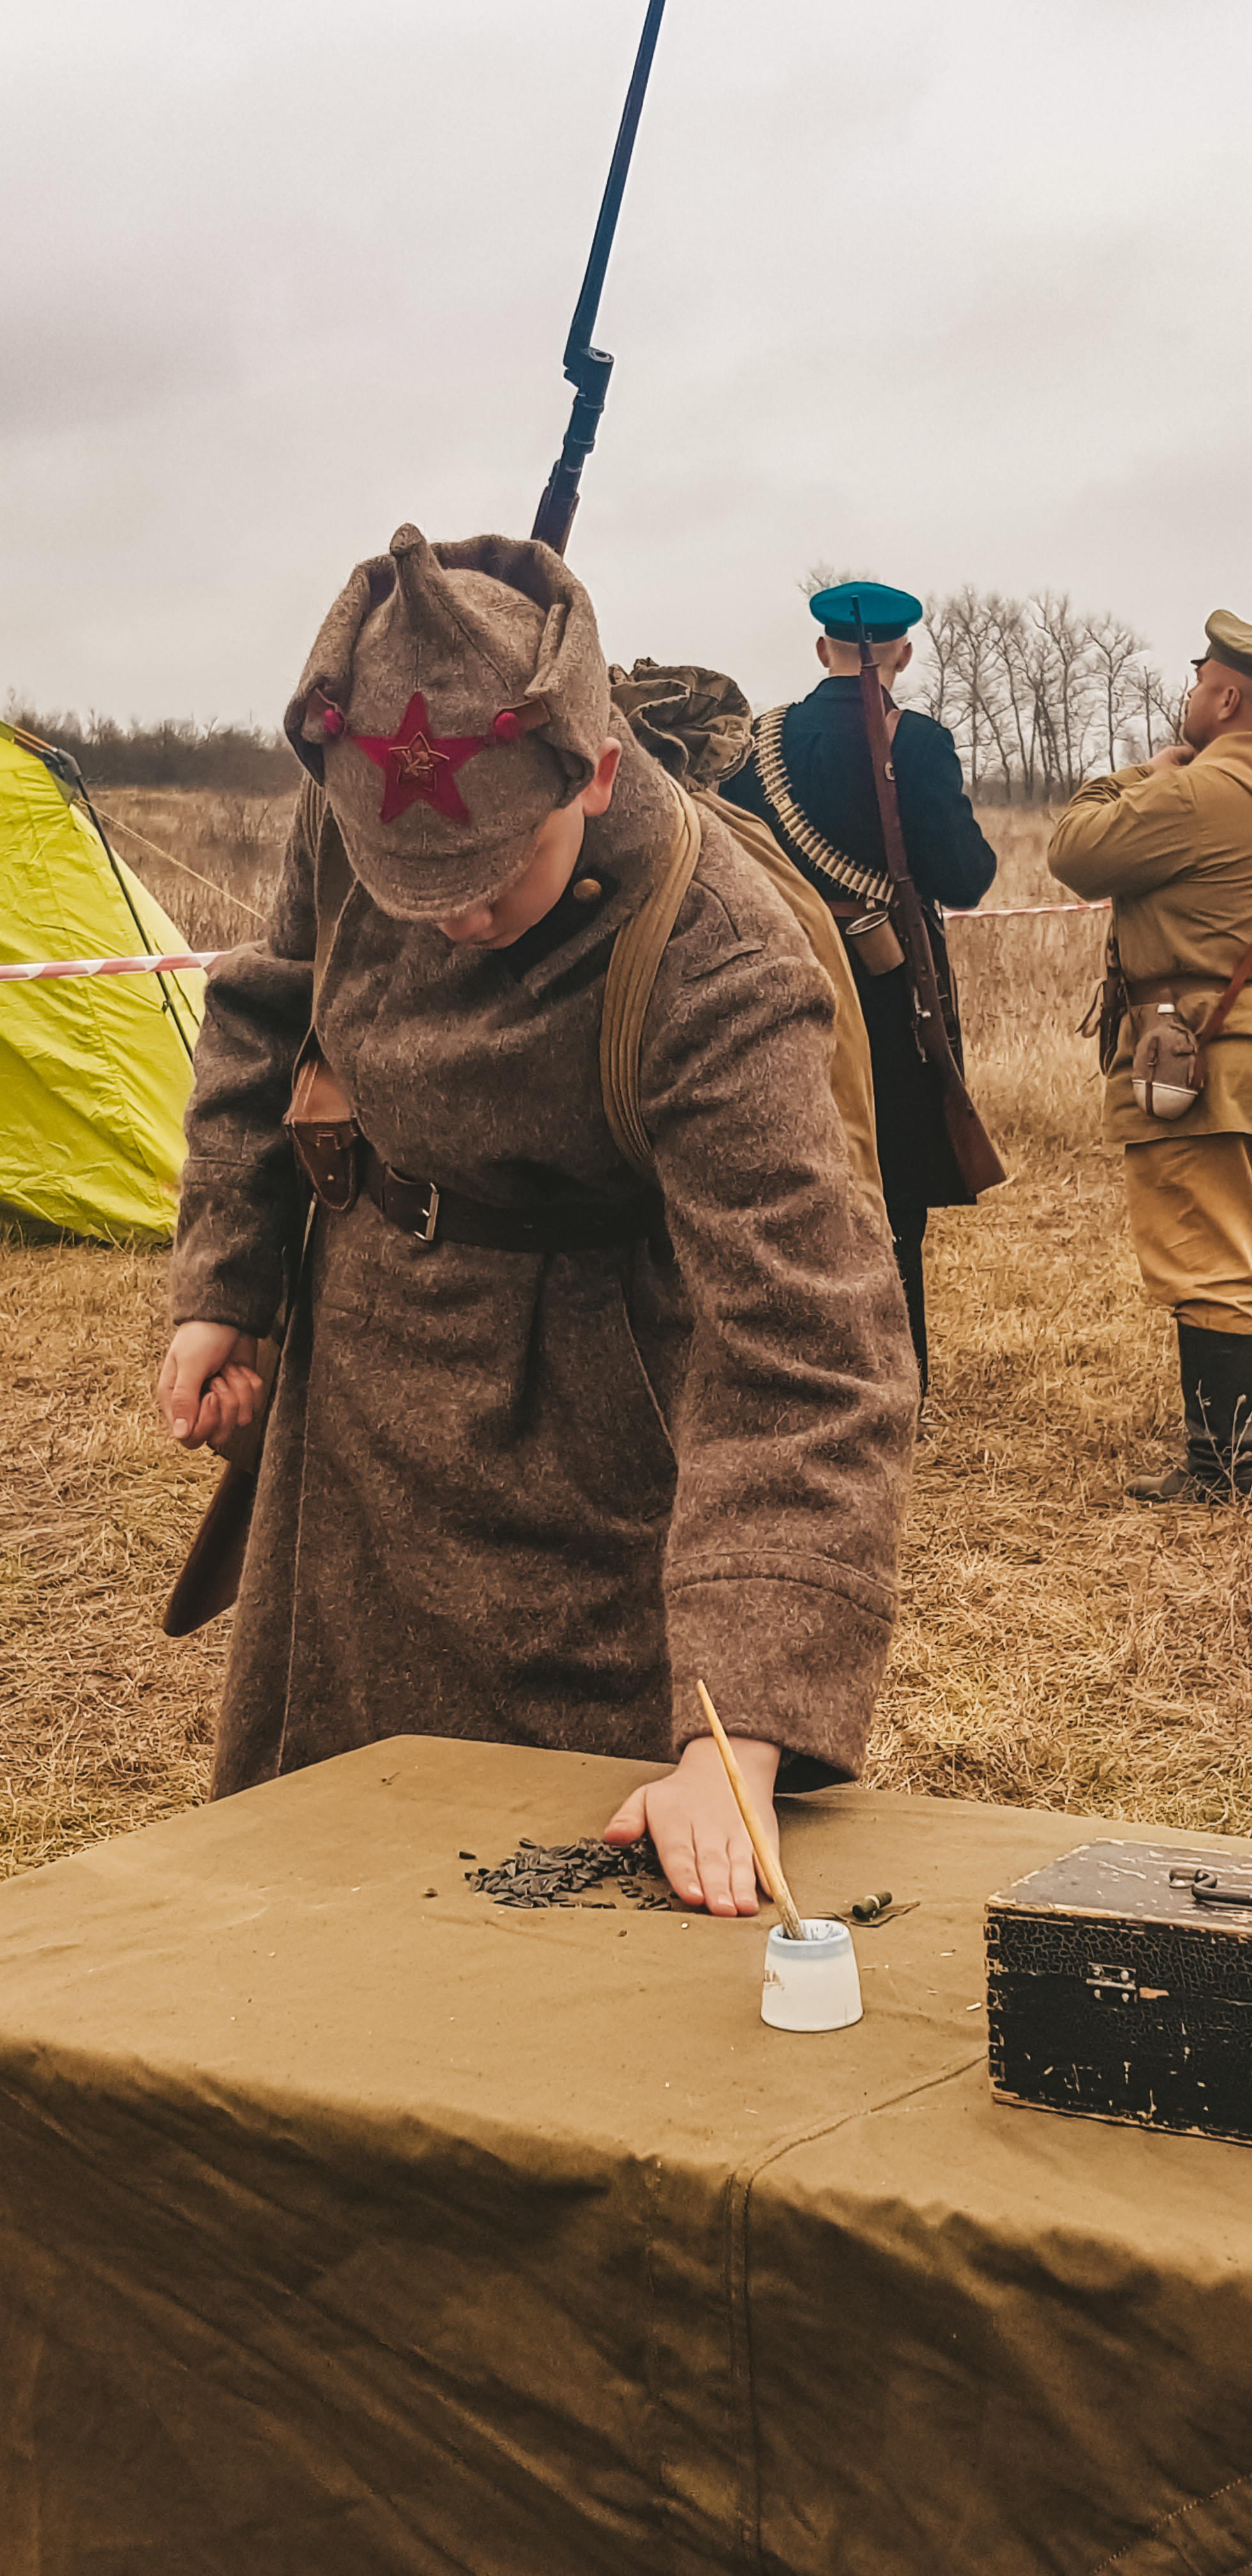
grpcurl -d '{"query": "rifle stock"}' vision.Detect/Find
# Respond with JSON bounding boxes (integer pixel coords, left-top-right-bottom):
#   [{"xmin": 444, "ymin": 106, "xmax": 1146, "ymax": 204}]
[{"xmin": 855, "ymin": 627, "xmax": 1007, "ymax": 1197}]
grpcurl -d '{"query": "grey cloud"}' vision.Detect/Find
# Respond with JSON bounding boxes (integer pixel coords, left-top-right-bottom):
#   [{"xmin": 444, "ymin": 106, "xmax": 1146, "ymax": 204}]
[{"xmin": 1, "ymin": 0, "xmax": 1250, "ymax": 724}]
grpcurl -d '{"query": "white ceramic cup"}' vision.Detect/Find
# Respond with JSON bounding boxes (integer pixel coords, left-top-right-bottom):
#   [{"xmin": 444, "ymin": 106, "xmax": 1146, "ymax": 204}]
[{"xmin": 761, "ymin": 1917, "xmax": 864, "ymax": 2032}]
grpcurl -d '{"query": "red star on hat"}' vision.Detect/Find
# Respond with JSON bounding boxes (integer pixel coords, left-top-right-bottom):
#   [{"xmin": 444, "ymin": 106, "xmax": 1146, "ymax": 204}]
[{"xmin": 353, "ymin": 692, "xmax": 489, "ymax": 825}]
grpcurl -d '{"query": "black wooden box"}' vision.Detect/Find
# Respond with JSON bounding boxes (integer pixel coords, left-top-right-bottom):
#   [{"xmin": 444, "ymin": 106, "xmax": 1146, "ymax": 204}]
[{"xmin": 986, "ymin": 1839, "xmax": 1252, "ymax": 2144}]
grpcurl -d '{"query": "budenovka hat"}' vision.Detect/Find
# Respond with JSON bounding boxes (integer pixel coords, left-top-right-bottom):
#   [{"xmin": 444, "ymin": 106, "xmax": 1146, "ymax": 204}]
[
  {"xmin": 808, "ymin": 579, "xmax": 923, "ymax": 643},
  {"xmin": 284, "ymin": 526, "xmax": 611, "ymax": 920},
  {"xmin": 1204, "ymin": 610, "xmax": 1252, "ymax": 684}
]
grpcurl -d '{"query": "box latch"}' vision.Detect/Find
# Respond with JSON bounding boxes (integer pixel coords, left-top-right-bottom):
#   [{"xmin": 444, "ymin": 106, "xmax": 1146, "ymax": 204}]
[{"xmin": 1087, "ymin": 1963, "xmax": 1137, "ymax": 2005}]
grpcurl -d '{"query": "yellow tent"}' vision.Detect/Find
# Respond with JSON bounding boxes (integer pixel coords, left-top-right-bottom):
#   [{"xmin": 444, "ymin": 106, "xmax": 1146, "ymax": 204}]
[{"xmin": 0, "ymin": 723, "xmax": 204, "ymax": 1241}]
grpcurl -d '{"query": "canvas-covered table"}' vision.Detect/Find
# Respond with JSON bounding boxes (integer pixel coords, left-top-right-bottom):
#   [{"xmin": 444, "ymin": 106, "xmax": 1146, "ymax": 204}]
[{"xmin": 1, "ymin": 1736, "xmax": 1251, "ymax": 2576}]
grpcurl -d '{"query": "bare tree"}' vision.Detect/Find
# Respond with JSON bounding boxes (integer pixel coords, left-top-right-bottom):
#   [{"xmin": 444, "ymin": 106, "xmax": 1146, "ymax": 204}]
[
  {"xmin": 795, "ymin": 569, "xmax": 1174, "ymax": 798},
  {"xmin": 1030, "ymin": 595, "xmax": 1099, "ymax": 797},
  {"xmin": 1121, "ymin": 664, "xmax": 1187, "ymax": 762},
  {"xmin": 936, "ymin": 590, "xmax": 998, "ymax": 797},
  {"xmin": 801, "ymin": 566, "xmax": 890, "ymax": 596},
  {"xmin": 1084, "ymin": 612, "xmax": 1147, "ymax": 769},
  {"xmin": 916, "ymin": 594, "xmax": 965, "ymax": 733}
]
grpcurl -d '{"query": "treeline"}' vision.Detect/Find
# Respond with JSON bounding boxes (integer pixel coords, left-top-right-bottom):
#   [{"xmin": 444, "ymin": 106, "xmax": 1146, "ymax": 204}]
[
  {"xmin": 805, "ymin": 574, "xmax": 1186, "ymax": 803},
  {"xmin": 4, "ymin": 701, "xmax": 298, "ymax": 793},
  {"xmin": 12, "ymin": 574, "xmax": 1187, "ymax": 806}
]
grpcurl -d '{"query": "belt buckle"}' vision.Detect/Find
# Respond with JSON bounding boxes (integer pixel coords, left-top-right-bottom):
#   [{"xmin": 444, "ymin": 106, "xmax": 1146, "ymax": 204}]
[
  {"xmin": 385, "ymin": 1169, "xmax": 439, "ymax": 1244},
  {"xmin": 411, "ymin": 1179, "xmax": 440, "ymax": 1245}
]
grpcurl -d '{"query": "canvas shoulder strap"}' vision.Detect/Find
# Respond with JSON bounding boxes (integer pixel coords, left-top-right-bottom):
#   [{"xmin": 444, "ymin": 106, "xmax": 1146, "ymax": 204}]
[
  {"xmin": 598, "ymin": 779, "xmax": 883, "ymax": 1199},
  {"xmin": 696, "ymin": 789, "xmax": 882, "ymax": 1197},
  {"xmin": 600, "ymin": 783, "xmax": 702, "ymax": 1175},
  {"xmin": 752, "ymin": 707, "xmax": 892, "ymax": 905}
]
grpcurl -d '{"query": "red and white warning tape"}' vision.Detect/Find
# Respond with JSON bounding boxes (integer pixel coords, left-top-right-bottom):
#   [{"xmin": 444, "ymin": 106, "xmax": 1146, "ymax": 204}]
[
  {"xmin": 0, "ymin": 950, "xmax": 217, "ymax": 983},
  {"xmin": 944, "ymin": 898, "xmax": 1110, "ymax": 922},
  {"xmin": 0, "ymin": 899, "xmax": 1111, "ymax": 984}
]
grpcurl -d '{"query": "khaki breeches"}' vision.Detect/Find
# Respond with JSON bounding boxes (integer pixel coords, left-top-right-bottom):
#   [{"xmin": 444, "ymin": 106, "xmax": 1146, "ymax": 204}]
[{"xmin": 1124, "ymin": 1134, "xmax": 1252, "ymax": 1333}]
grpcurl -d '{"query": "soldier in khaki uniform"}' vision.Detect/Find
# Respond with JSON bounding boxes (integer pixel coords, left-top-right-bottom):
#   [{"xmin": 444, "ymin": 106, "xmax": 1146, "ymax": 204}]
[
  {"xmin": 156, "ymin": 526, "xmax": 915, "ymax": 1907},
  {"xmin": 1050, "ymin": 610, "xmax": 1252, "ymax": 1500}
]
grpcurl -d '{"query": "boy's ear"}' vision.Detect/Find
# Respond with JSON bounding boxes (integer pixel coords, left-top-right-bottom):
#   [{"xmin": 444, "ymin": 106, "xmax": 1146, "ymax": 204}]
[{"xmin": 582, "ymin": 737, "xmax": 622, "ymax": 817}]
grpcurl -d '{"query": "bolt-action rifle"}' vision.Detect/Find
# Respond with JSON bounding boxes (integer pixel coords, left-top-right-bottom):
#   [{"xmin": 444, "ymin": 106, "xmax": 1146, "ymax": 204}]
[
  {"xmin": 854, "ymin": 606, "xmax": 1007, "ymax": 1196},
  {"xmin": 531, "ymin": 0, "xmax": 667, "ymax": 557}
]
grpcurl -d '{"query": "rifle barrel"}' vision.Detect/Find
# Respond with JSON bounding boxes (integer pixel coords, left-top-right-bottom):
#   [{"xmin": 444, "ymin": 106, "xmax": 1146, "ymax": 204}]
[
  {"xmin": 532, "ymin": 0, "xmax": 668, "ymax": 555},
  {"xmin": 565, "ymin": 0, "xmax": 668, "ymax": 367}
]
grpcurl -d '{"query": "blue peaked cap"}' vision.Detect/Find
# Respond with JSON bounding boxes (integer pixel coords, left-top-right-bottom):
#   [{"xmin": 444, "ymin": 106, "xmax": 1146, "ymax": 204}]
[{"xmin": 809, "ymin": 580, "xmax": 923, "ymax": 643}]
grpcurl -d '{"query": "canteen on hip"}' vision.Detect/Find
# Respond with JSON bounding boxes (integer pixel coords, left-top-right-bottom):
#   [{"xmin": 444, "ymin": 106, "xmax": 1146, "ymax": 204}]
[
  {"xmin": 844, "ymin": 905, "xmax": 905, "ymax": 977},
  {"xmin": 1131, "ymin": 1006, "xmax": 1202, "ymax": 1121}
]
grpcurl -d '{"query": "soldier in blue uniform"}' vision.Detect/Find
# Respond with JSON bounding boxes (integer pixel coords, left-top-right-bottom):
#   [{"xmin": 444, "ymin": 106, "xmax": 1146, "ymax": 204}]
[{"xmin": 721, "ymin": 580, "xmax": 996, "ymax": 1393}]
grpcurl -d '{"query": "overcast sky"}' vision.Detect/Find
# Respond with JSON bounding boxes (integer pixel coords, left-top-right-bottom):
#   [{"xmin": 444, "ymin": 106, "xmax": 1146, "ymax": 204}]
[{"xmin": 3, "ymin": 0, "xmax": 1249, "ymax": 730}]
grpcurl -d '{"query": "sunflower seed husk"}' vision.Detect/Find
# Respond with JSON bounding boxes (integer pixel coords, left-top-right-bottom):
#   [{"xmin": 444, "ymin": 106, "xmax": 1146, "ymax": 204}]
[{"xmin": 468, "ymin": 1834, "xmax": 669, "ymax": 1911}]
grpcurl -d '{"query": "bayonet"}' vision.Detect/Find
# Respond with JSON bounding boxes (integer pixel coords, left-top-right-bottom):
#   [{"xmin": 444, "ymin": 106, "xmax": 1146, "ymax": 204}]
[{"xmin": 531, "ymin": 0, "xmax": 667, "ymax": 558}]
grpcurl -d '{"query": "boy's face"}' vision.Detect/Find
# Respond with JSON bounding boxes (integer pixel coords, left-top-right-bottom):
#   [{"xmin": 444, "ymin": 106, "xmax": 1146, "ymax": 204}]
[{"xmin": 434, "ymin": 738, "xmax": 622, "ymax": 948}]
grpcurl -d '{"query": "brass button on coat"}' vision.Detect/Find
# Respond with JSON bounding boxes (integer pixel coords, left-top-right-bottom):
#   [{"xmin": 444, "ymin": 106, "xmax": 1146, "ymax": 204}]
[{"xmin": 571, "ymin": 876, "xmax": 602, "ymax": 903}]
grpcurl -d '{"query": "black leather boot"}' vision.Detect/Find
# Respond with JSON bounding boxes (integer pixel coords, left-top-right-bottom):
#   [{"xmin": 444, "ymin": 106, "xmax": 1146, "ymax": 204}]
[{"xmin": 1127, "ymin": 1321, "xmax": 1252, "ymax": 1503}]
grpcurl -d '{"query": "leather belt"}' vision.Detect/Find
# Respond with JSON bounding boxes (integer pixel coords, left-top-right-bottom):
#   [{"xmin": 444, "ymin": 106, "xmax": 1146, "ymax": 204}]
[
  {"xmin": 1125, "ymin": 972, "xmax": 1222, "ymax": 1006},
  {"xmin": 360, "ymin": 1142, "xmax": 661, "ymax": 1254}
]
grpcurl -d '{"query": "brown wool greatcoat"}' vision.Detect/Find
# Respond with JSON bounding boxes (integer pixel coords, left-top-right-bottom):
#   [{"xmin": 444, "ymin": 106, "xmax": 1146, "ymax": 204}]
[{"xmin": 170, "ymin": 732, "xmax": 917, "ymax": 1799}]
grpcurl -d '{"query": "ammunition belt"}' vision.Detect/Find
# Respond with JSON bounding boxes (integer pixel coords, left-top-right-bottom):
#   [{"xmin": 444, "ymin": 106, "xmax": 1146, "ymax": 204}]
[{"xmin": 753, "ymin": 707, "xmax": 892, "ymax": 905}]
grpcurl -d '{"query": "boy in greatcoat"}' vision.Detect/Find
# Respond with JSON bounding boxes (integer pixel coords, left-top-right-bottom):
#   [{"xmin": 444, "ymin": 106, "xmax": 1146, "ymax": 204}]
[{"xmin": 157, "ymin": 526, "xmax": 916, "ymax": 1911}]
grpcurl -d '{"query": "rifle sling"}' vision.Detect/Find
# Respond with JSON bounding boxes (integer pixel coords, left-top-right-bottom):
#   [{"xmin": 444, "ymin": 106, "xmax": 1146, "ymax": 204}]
[
  {"xmin": 1200, "ymin": 938, "xmax": 1252, "ymax": 1046},
  {"xmin": 856, "ymin": 645, "xmax": 1006, "ymax": 1195}
]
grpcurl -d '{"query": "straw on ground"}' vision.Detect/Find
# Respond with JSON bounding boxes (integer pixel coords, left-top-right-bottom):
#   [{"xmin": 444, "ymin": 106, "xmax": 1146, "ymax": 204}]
[{"xmin": 4, "ymin": 802, "xmax": 1249, "ymax": 1878}]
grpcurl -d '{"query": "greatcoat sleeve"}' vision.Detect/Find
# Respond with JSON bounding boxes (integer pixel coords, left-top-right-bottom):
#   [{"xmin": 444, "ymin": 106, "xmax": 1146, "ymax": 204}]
[
  {"xmin": 640, "ymin": 852, "xmax": 916, "ymax": 1782},
  {"xmin": 1047, "ymin": 762, "xmax": 1196, "ymax": 900},
  {"xmin": 168, "ymin": 782, "xmax": 319, "ymax": 1335},
  {"xmin": 892, "ymin": 712, "xmax": 999, "ymax": 910}
]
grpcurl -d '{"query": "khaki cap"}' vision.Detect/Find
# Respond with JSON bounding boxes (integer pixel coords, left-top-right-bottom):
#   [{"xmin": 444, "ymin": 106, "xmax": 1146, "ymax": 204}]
[
  {"xmin": 1204, "ymin": 609, "xmax": 1252, "ymax": 684},
  {"xmin": 284, "ymin": 526, "xmax": 611, "ymax": 921}
]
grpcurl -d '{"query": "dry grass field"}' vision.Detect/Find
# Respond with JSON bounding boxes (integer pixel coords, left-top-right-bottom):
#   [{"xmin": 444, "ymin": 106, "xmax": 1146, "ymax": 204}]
[{"xmin": 3, "ymin": 793, "xmax": 1250, "ymax": 1881}]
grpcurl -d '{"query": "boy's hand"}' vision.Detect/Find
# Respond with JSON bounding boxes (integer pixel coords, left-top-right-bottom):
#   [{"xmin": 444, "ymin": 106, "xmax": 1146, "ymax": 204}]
[
  {"xmin": 157, "ymin": 1322, "xmax": 262, "ymax": 1450},
  {"xmin": 604, "ymin": 1735, "xmax": 781, "ymax": 1916}
]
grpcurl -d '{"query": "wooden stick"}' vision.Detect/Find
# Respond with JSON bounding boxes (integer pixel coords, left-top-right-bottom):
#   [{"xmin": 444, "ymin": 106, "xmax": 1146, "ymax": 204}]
[{"xmin": 696, "ymin": 1680, "xmax": 807, "ymax": 1940}]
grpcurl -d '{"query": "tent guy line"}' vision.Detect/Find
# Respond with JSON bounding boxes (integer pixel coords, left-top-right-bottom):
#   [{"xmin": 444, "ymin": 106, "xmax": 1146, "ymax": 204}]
[
  {"xmin": 0, "ymin": 898, "xmax": 1112, "ymax": 983},
  {"xmin": 89, "ymin": 806, "xmax": 270, "ymax": 923}
]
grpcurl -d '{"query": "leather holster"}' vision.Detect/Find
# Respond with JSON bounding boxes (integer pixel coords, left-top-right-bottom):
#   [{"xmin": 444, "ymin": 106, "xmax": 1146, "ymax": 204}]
[{"xmin": 283, "ymin": 1046, "xmax": 360, "ymax": 1211}]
